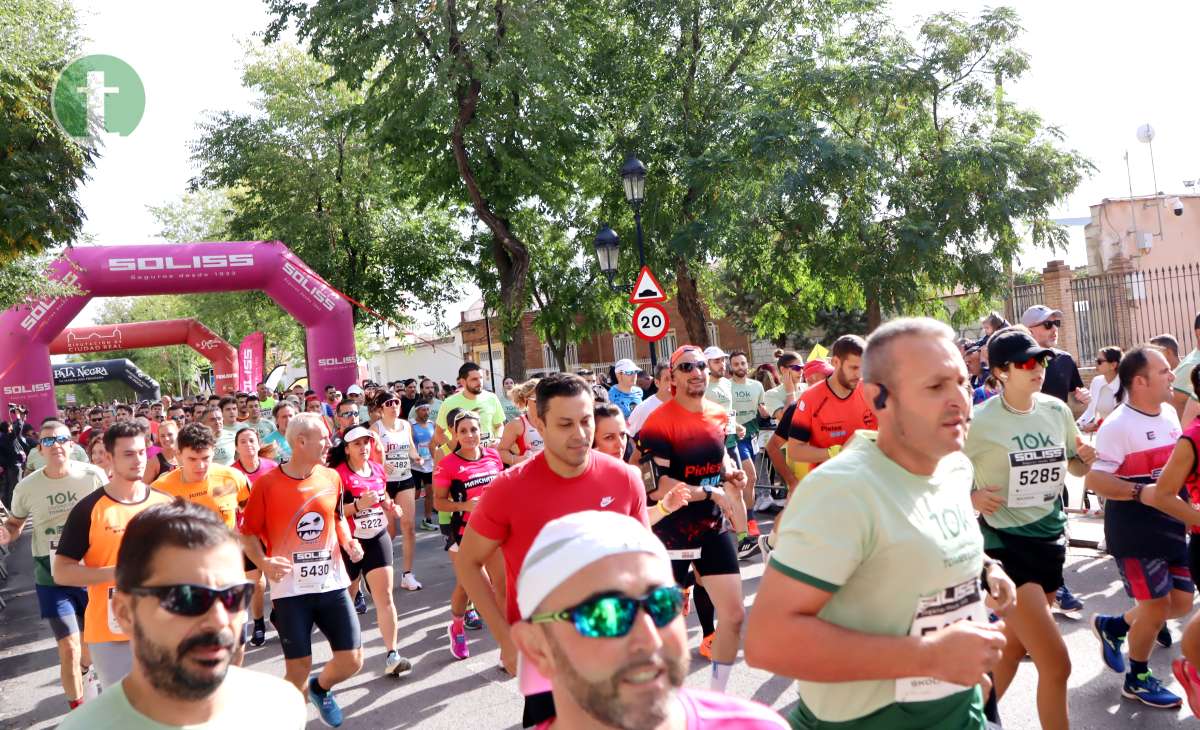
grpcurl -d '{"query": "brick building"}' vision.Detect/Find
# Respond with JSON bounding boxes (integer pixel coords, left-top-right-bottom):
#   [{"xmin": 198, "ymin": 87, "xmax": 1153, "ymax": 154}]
[{"xmin": 455, "ymin": 298, "xmax": 771, "ymax": 380}]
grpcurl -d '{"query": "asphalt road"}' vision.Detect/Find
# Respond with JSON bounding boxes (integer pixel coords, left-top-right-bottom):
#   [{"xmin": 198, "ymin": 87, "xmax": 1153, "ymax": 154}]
[{"xmin": 0, "ymin": 487, "xmax": 1196, "ymax": 729}]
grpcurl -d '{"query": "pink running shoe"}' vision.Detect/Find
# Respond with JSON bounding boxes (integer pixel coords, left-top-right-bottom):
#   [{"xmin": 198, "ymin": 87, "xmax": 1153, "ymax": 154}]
[{"xmin": 448, "ymin": 621, "xmax": 469, "ymax": 660}]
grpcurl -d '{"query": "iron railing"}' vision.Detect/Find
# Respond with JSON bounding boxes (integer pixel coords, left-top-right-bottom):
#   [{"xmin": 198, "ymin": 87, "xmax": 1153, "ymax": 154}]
[{"xmin": 1070, "ymin": 264, "xmax": 1200, "ymax": 362}]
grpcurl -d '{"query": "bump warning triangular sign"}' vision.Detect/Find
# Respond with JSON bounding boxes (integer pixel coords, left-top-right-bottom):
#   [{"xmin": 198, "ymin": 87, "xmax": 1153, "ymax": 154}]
[{"xmin": 629, "ymin": 266, "xmax": 666, "ymax": 304}]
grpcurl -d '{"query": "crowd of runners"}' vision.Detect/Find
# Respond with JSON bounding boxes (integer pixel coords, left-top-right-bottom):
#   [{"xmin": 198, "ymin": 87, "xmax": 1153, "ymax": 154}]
[{"xmin": 8, "ymin": 303, "xmax": 1200, "ymax": 728}]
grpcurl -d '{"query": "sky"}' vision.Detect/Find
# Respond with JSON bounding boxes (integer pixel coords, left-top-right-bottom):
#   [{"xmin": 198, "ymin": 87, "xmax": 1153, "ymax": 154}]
[{"xmin": 64, "ymin": 0, "xmax": 1200, "ymax": 329}]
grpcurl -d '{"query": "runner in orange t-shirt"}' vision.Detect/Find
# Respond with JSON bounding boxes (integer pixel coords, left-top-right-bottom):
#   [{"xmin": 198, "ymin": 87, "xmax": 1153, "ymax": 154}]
[
  {"xmin": 786, "ymin": 335, "xmax": 877, "ymax": 480},
  {"xmin": 239, "ymin": 413, "xmax": 362, "ymax": 727}
]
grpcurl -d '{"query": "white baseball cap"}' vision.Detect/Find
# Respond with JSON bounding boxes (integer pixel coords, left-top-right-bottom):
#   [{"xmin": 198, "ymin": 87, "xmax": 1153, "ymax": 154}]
[
  {"xmin": 1020, "ymin": 305, "xmax": 1063, "ymax": 328},
  {"xmin": 342, "ymin": 425, "xmax": 372, "ymax": 443},
  {"xmin": 613, "ymin": 358, "xmax": 641, "ymax": 374},
  {"xmin": 517, "ymin": 511, "xmax": 670, "ymax": 620},
  {"xmin": 346, "ymin": 384, "xmax": 364, "ymax": 396},
  {"xmin": 702, "ymin": 345, "xmax": 727, "ymax": 360}
]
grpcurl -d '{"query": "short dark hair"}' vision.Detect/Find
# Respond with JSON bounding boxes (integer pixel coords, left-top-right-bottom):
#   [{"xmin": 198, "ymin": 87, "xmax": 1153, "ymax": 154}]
[
  {"xmin": 728, "ymin": 350, "xmax": 748, "ymax": 361},
  {"xmin": 245, "ymin": 394, "xmax": 259, "ymax": 404},
  {"xmin": 534, "ymin": 373, "xmax": 590, "ymax": 420},
  {"xmin": 776, "ymin": 350, "xmax": 801, "ymax": 369},
  {"xmin": 652, "ymin": 362, "xmax": 671, "ymax": 379},
  {"xmin": 458, "ymin": 362, "xmax": 481, "ymax": 381},
  {"xmin": 830, "ymin": 335, "xmax": 866, "ymax": 361},
  {"xmin": 594, "ymin": 403, "xmax": 622, "ymax": 421},
  {"xmin": 114, "ymin": 404, "xmax": 133, "ymax": 415},
  {"xmin": 176, "ymin": 422, "xmax": 217, "ymax": 452},
  {"xmin": 103, "ymin": 421, "xmax": 146, "ymax": 453},
  {"xmin": 1194, "ymin": 312, "xmax": 1200, "ymax": 332},
  {"xmin": 272, "ymin": 401, "xmax": 295, "ymax": 418},
  {"xmin": 234, "ymin": 426, "xmax": 259, "ymax": 447},
  {"xmin": 115, "ymin": 499, "xmax": 237, "ymax": 593},
  {"xmin": 218, "ymin": 395, "xmax": 237, "ymax": 410},
  {"xmin": 1149, "ymin": 334, "xmax": 1179, "ymax": 358},
  {"xmin": 1116, "ymin": 345, "xmax": 1164, "ymax": 403}
]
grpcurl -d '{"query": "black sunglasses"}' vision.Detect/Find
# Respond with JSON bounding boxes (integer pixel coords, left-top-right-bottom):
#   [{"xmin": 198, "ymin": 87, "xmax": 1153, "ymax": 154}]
[
  {"xmin": 381, "ymin": 398, "xmax": 400, "ymax": 407},
  {"xmin": 530, "ymin": 585, "xmax": 684, "ymax": 638},
  {"xmin": 674, "ymin": 361, "xmax": 708, "ymax": 373},
  {"xmin": 1041, "ymin": 320, "xmax": 1062, "ymax": 330},
  {"xmin": 127, "ymin": 582, "xmax": 254, "ymax": 617}
]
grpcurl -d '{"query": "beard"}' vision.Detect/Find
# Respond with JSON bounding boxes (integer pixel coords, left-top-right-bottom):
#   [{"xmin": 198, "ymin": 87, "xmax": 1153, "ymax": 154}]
[
  {"xmin": 466, "ymin": 382, "xmax": 483, "ymax": 395},
  {"xmin": 836, "ymin": 369, "xmax": 857, "ymax": 391},
  {"xmin": 544, "ymin": 632, "xmax": 686, "ymax": 730},
  {"xmin": 132, "ymin": 620, "xmax": 235, "ymax": 701}
]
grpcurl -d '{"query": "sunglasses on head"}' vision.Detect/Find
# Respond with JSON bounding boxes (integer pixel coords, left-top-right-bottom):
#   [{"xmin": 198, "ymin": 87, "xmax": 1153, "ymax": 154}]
[
  {"xmin": 127, "ymin": 582, "xmax": 254, "ymax": 617},
  {"xmin": 1012, "ymin": 354, "xmax": 1053, "ymax": 371},
  {"xmin": 1041, "ymin": 320, "xmax": 1062, "ymax": 330},
  {"xmin": 40, "ymin": 435, "xmax": 71, "ymax": 447},
  {"xmin": 529, "ymin": 585, "xmax": 684, "ymax": 638},
  {"xmin": 453, "ymin": 411, "xmax": 480, "ymax": 425},
  {"xmin": 675, "ymin": 361, "xmax": 708, "ymax": 374}
]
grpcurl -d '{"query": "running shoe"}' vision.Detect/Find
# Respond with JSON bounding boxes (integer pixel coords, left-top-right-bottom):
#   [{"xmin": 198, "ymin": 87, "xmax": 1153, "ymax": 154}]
[
  {"xmin": 1157, "ymin": 624, "xmax": 1173, "ymax": 648},
  {"xmin": 1092, "ymin": 615, "xmax": 1126, "ymax": 674},
  {"xmin": 307, "ymin": 677, "xmax": 345, "ymax": 727},
  {"xmin": 698, "ymin": 632, "xmax": 715, "ymax": 660},
  {"xmin": 1173, "ymin": 657, "xmax": 1200, "ymax": 718},
  {"xmin": 753, "ymin": 494, "xmax": 774, "ymax": 513},
  {"xmin": 400, "ymin": 571, "xmax": 422, "ymax": 591},
  {"xmin": 353, "ymin": 591, "xmax": 367, "ymax": 615},
  {"xmin": 82, "ymin": 665, "xmax": 101, "ymax": 701},
  {"xmin": 737, "ymin": 536, "xmax": 762, "ymax": 560},
  {"xmin": 758, "ymin": 534, "xmax": 773, "ymax": 562},
  {"xmin": 384, "ymin": 650, "xmax": 413, "ymax": 677},
  {"xmin": 250, "ymin": 620, "xmax": 266, "ymax": 647},
  {"xmin": 1122, "ymin": 670, "xmax": 1183, "ymax": 708},
  {"xmin": 747, "ymin": 519, "xmax": 761, "ymax": 538},
  {"xmin": 448, "ymin": 621, "xmax": 469, "ymax": 660},
  {"xmin": 419, "ymin": 518, "xmax": 439, "ymax": 532},
  {"xmin": 1055, "ymin": 585, "xmax": 1083, "ymax": 614},
  {"xmin": 464, "ymin": 608, "xmax": 483, "ymax": 630}
]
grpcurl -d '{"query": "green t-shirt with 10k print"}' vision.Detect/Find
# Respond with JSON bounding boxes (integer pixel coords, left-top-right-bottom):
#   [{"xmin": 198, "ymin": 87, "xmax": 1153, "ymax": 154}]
[
  {"xmin": 770, "ymin": 431, "xmax": 987, "ymax": 729},
  {"xmin": 964, "ymin": 392, "xmax": 1078, "ymax": 547},
  {"xmin": 9, "ymin": 462, "xmax": 107, "ymax": 586}
]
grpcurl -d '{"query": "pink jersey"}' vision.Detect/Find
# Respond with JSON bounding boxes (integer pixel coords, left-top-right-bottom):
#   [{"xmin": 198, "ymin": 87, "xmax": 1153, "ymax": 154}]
[{"xmin": 535, "ymin": 688, "xmax": 787, "ymax": 729}]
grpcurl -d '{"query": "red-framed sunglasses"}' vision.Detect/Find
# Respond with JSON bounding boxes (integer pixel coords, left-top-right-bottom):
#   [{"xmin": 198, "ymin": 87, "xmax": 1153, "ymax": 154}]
[{"xmin": 1011, "ymin": 354, "xmax": 1053, "ymax": 371}]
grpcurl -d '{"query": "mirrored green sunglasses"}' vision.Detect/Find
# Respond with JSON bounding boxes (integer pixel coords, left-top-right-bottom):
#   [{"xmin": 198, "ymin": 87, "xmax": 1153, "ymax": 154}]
[{"xmin": 529, "ymin": 585, "xmax": 684, "ymax": 638}]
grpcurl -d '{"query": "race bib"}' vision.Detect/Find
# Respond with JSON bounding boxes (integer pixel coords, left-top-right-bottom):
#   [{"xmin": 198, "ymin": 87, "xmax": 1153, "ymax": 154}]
[
  {"xmin": 353, "ymin": 505, "xmax": 387, "ymax": 539},
  {"xmin": 293, "ymin": 550, "xmax": 334, "ymax": 592},
  {"xmin": 1007, "ymin": 447, "xmax": 1066, "ymax": 509},
  {"xmin": 895, "ymin": 578, "xmax": 986, "ymax": 703},
  {"xmin": 667, "ymin": 548, "xmax": 702, "ymax": 561},
  {"xmin": 107, "ymin": 586, "xmax": 124, "ymax": 636}
]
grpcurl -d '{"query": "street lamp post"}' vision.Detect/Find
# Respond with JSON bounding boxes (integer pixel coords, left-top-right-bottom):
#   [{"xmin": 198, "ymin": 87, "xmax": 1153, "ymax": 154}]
[{"xmin": 592, "ymin": 156, "xmax": 657, "ymax": 369}]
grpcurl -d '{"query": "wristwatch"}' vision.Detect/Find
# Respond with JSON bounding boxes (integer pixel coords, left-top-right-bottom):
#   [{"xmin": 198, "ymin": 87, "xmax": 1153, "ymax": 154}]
[{"xmin": 701, "ymin": 485, "xmax": 715, "ymax": 501}]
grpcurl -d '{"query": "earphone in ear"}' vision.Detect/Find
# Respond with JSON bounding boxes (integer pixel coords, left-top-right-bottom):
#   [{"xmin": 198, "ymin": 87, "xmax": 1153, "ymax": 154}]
[{"xmin": 873, "ymin": 383, "xmax": 889, "ymax": 411}]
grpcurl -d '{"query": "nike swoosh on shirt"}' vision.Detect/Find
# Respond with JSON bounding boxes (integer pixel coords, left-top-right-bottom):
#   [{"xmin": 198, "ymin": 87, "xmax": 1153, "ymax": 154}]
[{"xmin": 599, "ymin": 496, "xmax": 614, "ymax": 508}]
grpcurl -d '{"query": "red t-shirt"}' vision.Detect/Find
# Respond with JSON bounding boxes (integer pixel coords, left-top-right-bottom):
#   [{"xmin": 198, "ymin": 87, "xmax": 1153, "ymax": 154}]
[
  {"xmin": 469, "ymin": 450, "xmax": 649, "ymax": 624},
  {"xmin": 788, "ymin": 379, "xmax": 877, "ymax": 461}
]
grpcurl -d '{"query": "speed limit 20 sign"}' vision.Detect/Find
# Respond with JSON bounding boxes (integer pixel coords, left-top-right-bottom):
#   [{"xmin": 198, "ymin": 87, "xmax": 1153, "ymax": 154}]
[{"xmin": 632, "ymin": 303, "xmax": 670, "ymax": 342}]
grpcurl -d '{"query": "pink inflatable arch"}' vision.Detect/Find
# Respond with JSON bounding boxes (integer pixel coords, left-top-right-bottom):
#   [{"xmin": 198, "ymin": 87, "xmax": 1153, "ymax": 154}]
[
  {"xmin": 50, "ymin": 318, "xmax": 240, "ymax": 395},
  {"xmin": 1, "ymin": 241, "xmax": 357, "ymax": 423}
]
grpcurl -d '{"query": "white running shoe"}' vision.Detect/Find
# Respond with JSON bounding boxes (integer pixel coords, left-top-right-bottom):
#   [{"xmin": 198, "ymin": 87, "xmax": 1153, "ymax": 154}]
[
  {"xmin": 400, "ymin": 571, "xmax": 422, "ymax": 591},
  {"xmin": 384, "ymin": 650, "xmax": 413, "ymax": 677},
  {"xmin": 82, "ymin": 665, "xmax": 101, "ymax": 700}
]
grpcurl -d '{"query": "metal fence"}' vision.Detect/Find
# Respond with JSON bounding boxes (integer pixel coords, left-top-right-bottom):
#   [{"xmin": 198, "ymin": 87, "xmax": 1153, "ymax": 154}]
[
  {"xmin": 1007, "ymin": 282, "xmax": 1045, "ymax": 324},
  {"xmin": 1070, "ymin": 264, "xmax": 1200, "ymax": 363}
]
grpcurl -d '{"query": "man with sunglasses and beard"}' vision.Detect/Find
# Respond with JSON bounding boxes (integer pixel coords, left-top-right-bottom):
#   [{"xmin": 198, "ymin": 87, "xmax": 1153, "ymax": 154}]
[
  {"xmin": 638, "ymin": 346, "xmax": 749, "ymax": 694},
  {"xmin": 511, "ymin": 510, "xmax": 787, "ymax": 730},
  {"xmin": 59, "ymin": 500, "xmax": 304, "ymax": 729}
]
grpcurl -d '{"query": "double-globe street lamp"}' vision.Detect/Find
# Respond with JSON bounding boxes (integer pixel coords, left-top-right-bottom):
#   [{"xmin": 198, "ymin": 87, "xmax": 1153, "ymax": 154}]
[{"xmin": 593, "ymin": 156, "xmax": 657, "ymax": 368}]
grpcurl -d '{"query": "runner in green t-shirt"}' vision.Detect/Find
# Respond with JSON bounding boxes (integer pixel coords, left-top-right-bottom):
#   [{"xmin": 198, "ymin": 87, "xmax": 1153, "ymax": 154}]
[
  {"xmin": 729, "ymin": 350, "xmax": 768, "ymax": 537},
  {"xmin": 432, "ymin": 363, "xmax": 507, "ymax": 457},
  {"xmin": 745, "ymin": 317, "xmax": 1015, "ymax": 730},
  {"xmin": 964, "ymin": 327, "xmax": 1095, "ymax": 730},
  {"xmin": 4, "ymin": 420, "xmax": 105, "ymax": 709}
]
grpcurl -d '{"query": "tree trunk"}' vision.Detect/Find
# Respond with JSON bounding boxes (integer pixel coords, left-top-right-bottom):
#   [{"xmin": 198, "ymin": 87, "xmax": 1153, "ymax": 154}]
[
  {"xmin": 491, "ymin": 235, "xmax": 528, "ymax": 381},
  {"xmin": 674, "ymin": 256, "xmax": 710, "ymax": 347},
  {"xmin": 866, "ymin": 297, "xmax": 882, "ymax": 332}
]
